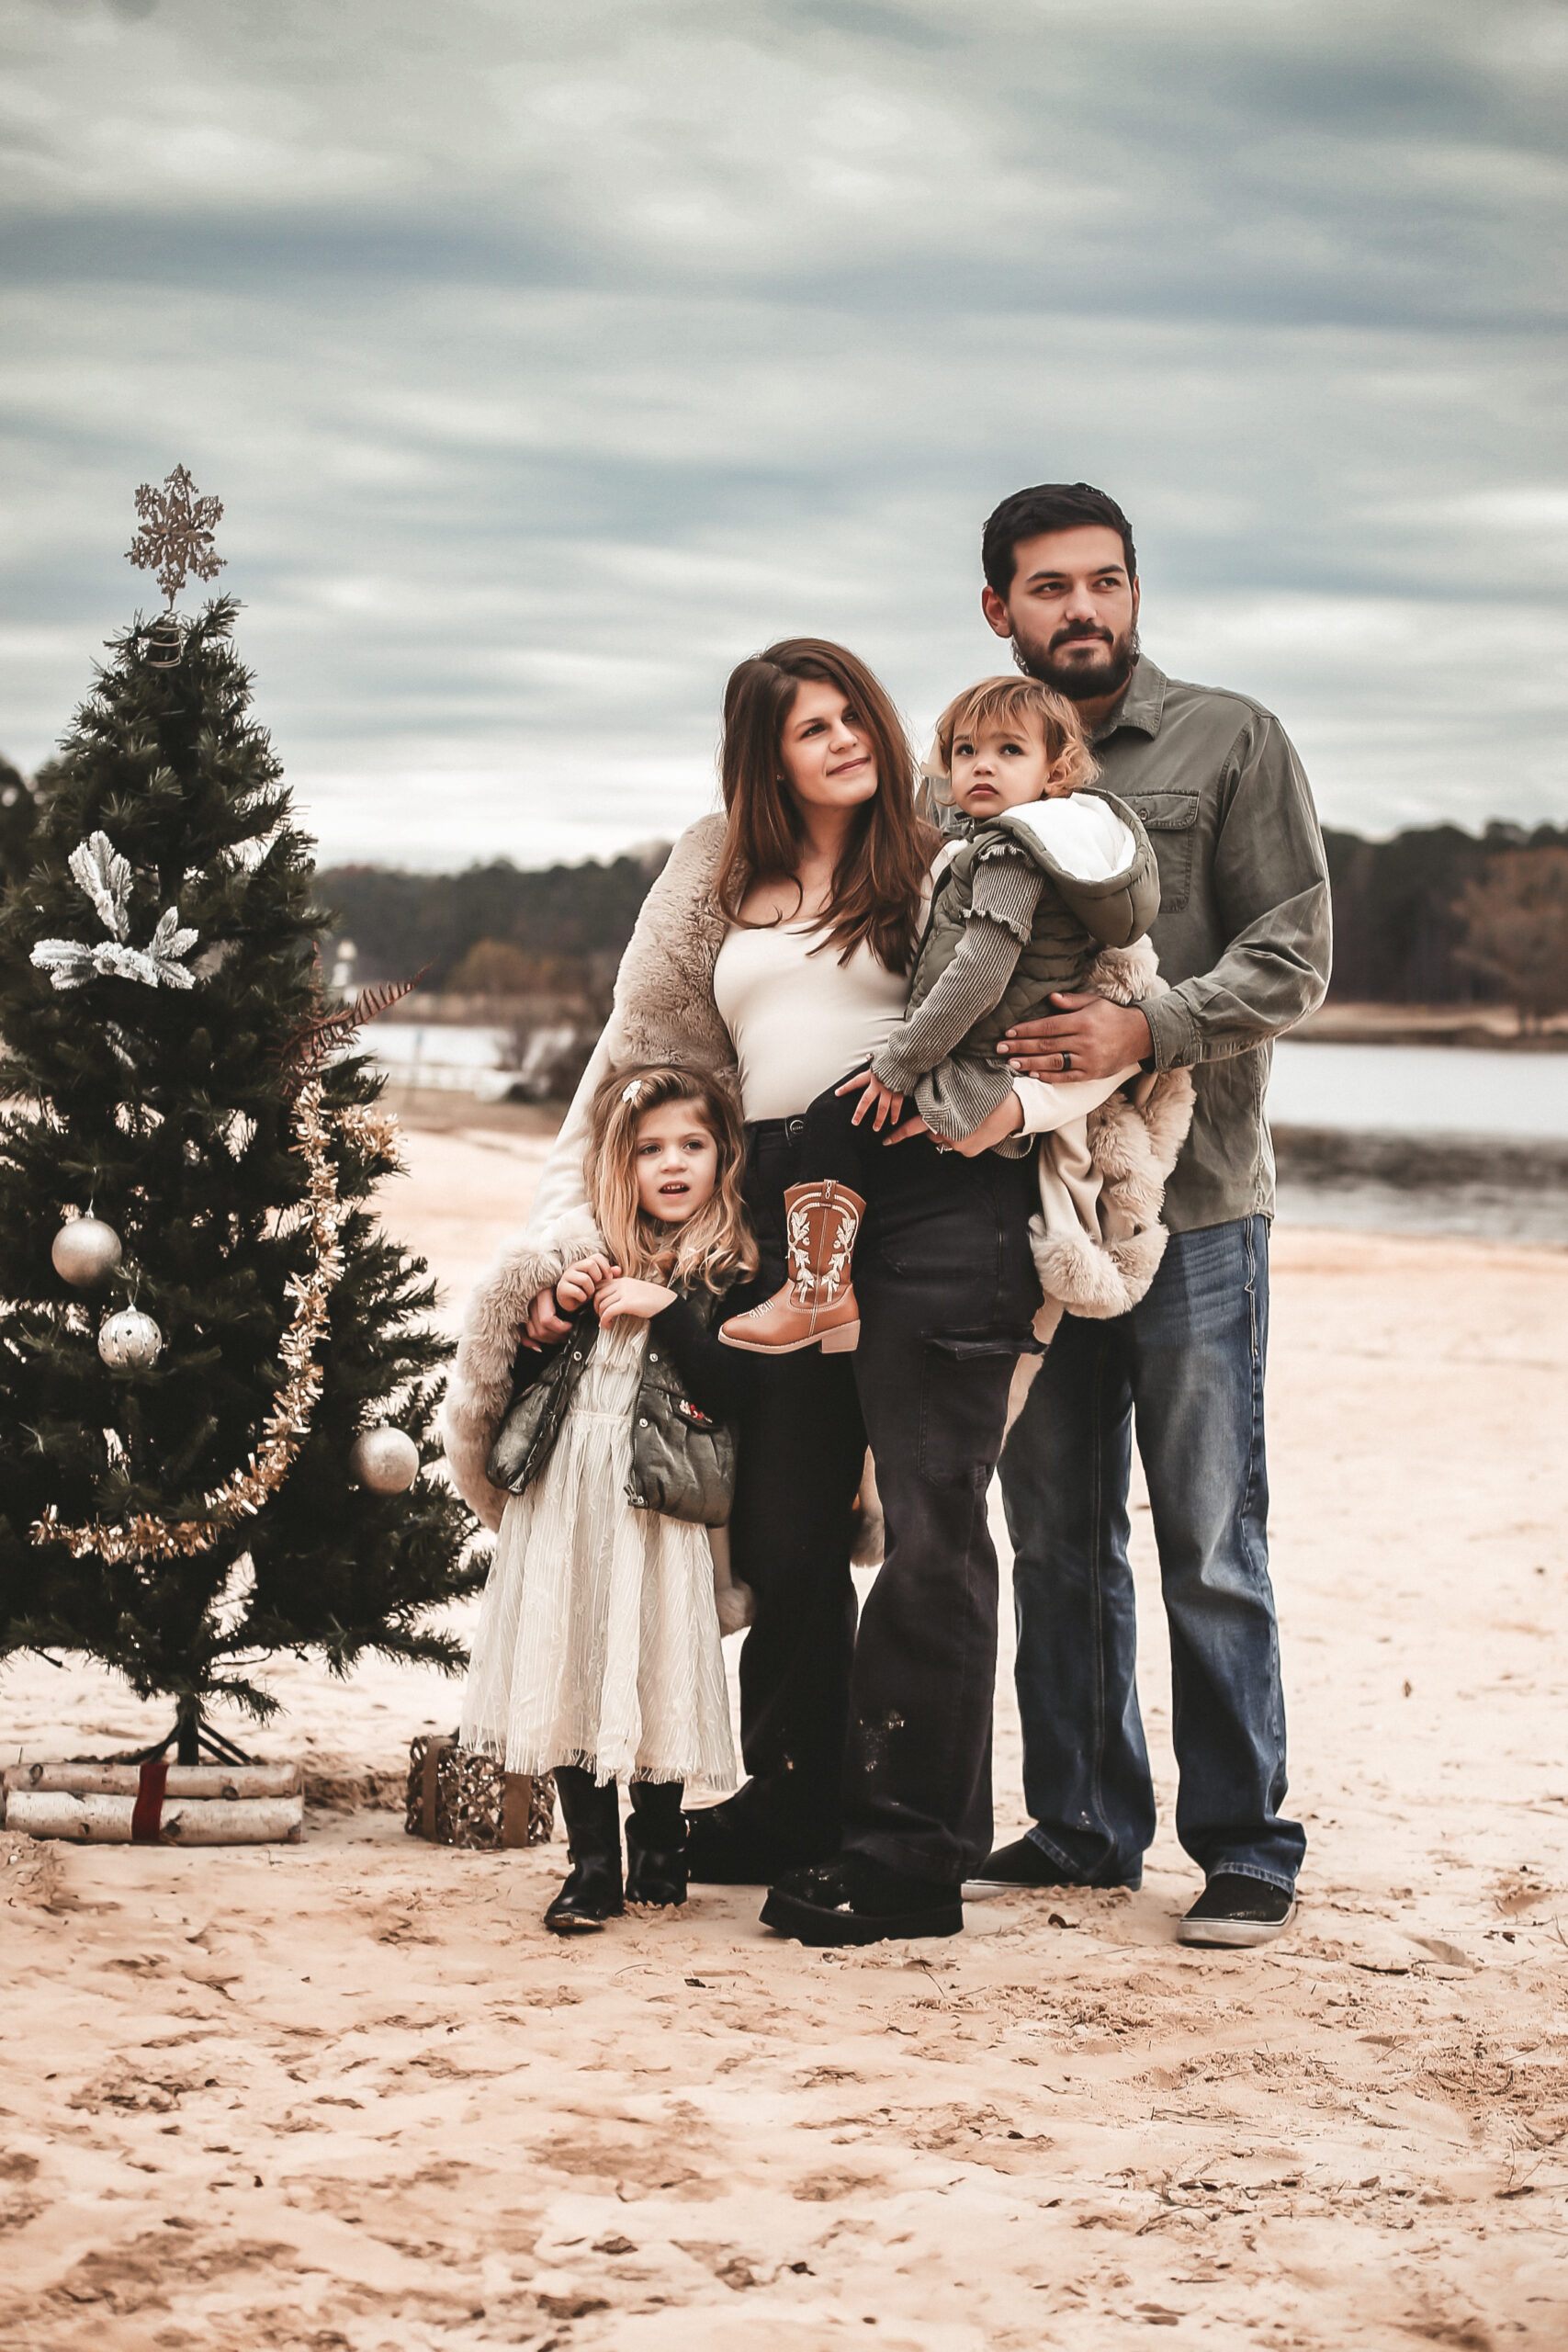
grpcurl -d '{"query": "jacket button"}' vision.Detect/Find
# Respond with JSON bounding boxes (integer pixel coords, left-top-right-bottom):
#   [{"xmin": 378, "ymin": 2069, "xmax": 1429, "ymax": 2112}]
[
  {"xmin": 649, "ymin": 1351, "xmax": 658, "ymax": 1362},
  {"xmin": 638, "ymin": 1418, "xmax": 649, "ymax": 1427},
  {"xmin": 572, "ymin": 1351, "xmax": 581, "ymax": 1360}
]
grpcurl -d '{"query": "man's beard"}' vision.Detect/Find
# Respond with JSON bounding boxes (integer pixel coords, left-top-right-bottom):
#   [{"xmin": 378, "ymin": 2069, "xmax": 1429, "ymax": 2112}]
[{"xmin": 1011, "ymin": 622, "xmax": 1140, "ymax": 703}]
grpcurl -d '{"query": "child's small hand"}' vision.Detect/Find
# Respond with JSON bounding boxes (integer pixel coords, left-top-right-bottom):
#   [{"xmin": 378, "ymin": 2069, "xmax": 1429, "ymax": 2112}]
[
  {"xmin": 836, "ymin": 1069, "xmax": 905, "ymax": 1132},
  {"xmin": 556, "ymin": 1254, "xmax": 620, "ymax": 1313},
  {"xmin": 594, "ymin": 1276, "xmax": 677, "ymax": 1324}
]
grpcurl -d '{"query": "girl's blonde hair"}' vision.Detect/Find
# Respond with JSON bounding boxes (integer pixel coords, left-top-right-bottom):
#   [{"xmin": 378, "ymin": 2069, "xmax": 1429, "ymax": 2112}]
[
  {"xmin": 586, "ymin": 1065, "xmax": 758, "ymax": 1295},
  {"xmin": 931, "ymin": 675, "xmax": 1098, "ymax": 804}
]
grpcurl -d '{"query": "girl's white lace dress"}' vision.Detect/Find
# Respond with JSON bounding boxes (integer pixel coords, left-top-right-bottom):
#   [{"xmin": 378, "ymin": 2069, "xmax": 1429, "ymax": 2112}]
[{"xmin": 458, "ymin": 1316, "xmax": 739, "ymax": 1791}]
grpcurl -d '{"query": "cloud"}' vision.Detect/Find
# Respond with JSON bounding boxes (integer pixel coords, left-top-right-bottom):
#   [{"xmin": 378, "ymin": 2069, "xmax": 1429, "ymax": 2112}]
[{"xmin": 1, "ymin": 0, "xmax": 1564, "ymax": 860}]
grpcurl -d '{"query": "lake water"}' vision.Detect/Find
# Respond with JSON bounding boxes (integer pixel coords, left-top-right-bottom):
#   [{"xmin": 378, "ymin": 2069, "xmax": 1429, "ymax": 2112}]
[
  {"xmin": 1265, "ymin": 1043, "xmax": 1568, "ymax": 1244},
  {"xmin": 369, "ymin": 1023, "xmax": 1568, "ymax": 1141},
  {"xmin": 1267, "ymin": 1041, "xmax": 1568, "ymax": 1141},
  {"xmin": 366, "ymin": 1023, "xmax": 515, "ymax": 1094}
]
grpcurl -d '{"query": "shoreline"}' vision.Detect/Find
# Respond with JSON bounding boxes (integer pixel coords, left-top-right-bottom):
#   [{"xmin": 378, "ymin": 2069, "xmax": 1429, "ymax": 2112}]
[{"xmin": 1294, "ymin": 1002, "xmax": 1568, "ymax": 1051}]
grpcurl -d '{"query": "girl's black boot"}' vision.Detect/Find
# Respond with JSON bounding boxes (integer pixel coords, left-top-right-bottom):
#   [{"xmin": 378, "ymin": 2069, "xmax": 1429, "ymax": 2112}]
[
  {"xmin": 626, "ymin": 1780, "xmax": 688, "ymax": 1907},
  {"xmin": 545, "ymin": 1767, "xmax": 624, "ymax": 1934}
]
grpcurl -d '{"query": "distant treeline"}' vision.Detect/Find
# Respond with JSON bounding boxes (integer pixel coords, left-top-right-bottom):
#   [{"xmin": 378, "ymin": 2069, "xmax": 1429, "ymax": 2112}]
[
  {"xmin": 318, "ymin": 851, "xmax": 669, "ymax": 1006},
  {"xmin": 1322, "ymin": 821, "xmax": 1568, "ymax": 1002},
  {"xmin": 319, "ymin": 821, "xmax": 1568, "ymax": 1007},
  {"xmin": 1, "ymin": 747, "xmax": 1561, "ymax": 1009}
]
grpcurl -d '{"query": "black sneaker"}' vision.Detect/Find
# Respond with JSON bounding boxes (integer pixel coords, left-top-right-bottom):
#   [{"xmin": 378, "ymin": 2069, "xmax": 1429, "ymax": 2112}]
[
  {"xmin": 761, "ymin": 1852, "xmax": 964, "ymax": 1947},
  {"xmin": 1179, "ymin": 1873, "xmax": 1297, "ymax": 1947},
  {"xmin": 963, "ymin": 1834, "xmax": 1140, "ymax": 1899}
]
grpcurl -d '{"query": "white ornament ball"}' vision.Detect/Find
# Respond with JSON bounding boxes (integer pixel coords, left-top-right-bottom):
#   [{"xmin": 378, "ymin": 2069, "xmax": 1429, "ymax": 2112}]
[
  {"xmin": 51, "ymin": 1215, "xmax": 123, "ymax": 1288},
  {"xmin": 348, "ymin": 1425, "xmax": 420, "ymax": 1494},
  {"xmin": 97, "ymin": 1307, "xmax": 164, "ymax": 1373}
]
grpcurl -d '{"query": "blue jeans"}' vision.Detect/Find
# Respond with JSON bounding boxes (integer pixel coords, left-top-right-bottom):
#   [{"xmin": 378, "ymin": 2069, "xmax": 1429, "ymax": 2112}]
[{"xmin": 998, "ymin": 1216, "xmax": 1303, "ymax": 1894}]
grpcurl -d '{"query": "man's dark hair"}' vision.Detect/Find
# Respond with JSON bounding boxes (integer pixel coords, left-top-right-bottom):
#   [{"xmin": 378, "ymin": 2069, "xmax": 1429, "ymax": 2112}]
[{"xmin": 981, "ymin": 482, "xmax": 1137, "ymax": 598}]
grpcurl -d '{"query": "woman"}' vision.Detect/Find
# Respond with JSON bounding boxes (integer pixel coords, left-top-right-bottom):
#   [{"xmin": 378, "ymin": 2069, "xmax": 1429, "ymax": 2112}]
[{"xmin": 446, "ymin": 640, "xmax": 1111, "ymax": 1945}]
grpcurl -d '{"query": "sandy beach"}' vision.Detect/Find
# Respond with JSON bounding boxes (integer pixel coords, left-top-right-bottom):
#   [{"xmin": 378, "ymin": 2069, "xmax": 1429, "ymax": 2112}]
[{"xmin": 3, "ymin": 1102, "xmax": 1565, "ymax": 2349}]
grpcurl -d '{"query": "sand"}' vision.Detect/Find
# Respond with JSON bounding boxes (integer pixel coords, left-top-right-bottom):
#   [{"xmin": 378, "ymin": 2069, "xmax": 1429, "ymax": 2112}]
[{"xmin": 3, "ymin": 1102, "xmax": 1565, "ymax": 2349}]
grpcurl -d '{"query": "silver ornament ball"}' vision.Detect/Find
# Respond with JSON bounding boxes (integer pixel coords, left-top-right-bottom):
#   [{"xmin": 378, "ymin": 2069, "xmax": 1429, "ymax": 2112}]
[
  {"xmin": 98, "ymin": 1306, "xmax": 164, "ymax": 1373},
  {"xmin": 51, "ymin": 1215, "xmax": 123, "ymax": 1288},
  {"xmin": 348, "ymin": 1425, "xmax": 420, "ymax": 1494}
]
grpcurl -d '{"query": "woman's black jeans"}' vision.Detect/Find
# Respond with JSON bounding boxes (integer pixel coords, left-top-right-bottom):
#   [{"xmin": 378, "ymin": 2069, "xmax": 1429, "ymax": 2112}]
[{"xmin": 721, "ymin": 1117, "xmax": 1040, "ymax": 1886}]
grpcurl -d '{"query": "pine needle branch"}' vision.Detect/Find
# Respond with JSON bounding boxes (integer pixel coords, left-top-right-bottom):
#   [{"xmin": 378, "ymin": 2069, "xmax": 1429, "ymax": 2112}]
[{"xmin": 276, "ymin": 967, "xmax": 431, "ymax": 1104}]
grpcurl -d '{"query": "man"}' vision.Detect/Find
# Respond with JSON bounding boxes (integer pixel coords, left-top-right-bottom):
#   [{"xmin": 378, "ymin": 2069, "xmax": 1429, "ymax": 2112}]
[{"xmin": 974, "ymin": 481, "xmax": 1331, "ymax": 1947}]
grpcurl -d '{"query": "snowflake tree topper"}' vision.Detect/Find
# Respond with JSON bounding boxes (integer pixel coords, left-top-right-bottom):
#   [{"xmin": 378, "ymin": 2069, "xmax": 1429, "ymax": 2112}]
[{"xmin": 126, "ymin": 465, "xmax": 225, "ymax": 610}]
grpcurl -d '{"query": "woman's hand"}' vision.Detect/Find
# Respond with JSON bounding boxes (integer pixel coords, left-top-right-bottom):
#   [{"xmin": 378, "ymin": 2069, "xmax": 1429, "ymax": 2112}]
[
  {"xmin": 836, "ymin": 1069, "xmax": 905, "ymax": 1131},
  {"xmin": 594, "ymin": 1276, "xmax": 678, "ymax": 1324},
  {"xmin": 948, "ymin": 1092, "xmax": 1025, "ymax": 1159},
  {"xmin": 521, "ymin": 1282, "xmax": 574, "ymax": 1350},
  {"xmin": 879, "ymin": 1094, "xmax": 1022, "ymax": 1157},
  {"xmin": 556, "ymin": 1254, "xmax": 619, "ymax": 1313}
]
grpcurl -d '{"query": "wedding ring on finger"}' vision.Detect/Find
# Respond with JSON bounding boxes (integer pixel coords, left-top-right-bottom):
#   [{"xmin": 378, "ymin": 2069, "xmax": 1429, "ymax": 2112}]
[{"xmin": 1062, "ymin": 1050, "xmax": 1073, "ymax": 1073}]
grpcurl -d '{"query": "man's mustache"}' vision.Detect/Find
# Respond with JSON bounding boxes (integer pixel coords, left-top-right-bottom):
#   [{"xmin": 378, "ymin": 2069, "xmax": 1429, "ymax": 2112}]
[{"xmin": 1050, "ymin": 623, "xmax": 1114, "ymax": 649}]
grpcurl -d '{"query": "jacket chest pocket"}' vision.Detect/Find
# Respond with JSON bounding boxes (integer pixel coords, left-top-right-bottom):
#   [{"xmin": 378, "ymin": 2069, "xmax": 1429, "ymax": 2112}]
[{"xmin": 1126, "ymin": 790, "xmax": 1199, "ymax": 916}]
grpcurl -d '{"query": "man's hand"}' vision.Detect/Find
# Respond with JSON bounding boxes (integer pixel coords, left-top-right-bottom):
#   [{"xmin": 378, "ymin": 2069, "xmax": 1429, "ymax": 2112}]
[
  {"xmin": 556, "ymin": 1254, "xmax": 618, "ymax": 1313},
  {"xmin": 594, "ymin": 1276, "xmax": 678, "ymax": 1324},
  {"xmin": 997, "ymin": 992, "xmax": 1152, "ymax": 1080},
  {"xmin": 522, "ymin": 1283, "xmax": 574, "ymax": 1350},
  {"xmin": 835, "ymin": 1068, "xmax": 905, "ymax": 1132}
]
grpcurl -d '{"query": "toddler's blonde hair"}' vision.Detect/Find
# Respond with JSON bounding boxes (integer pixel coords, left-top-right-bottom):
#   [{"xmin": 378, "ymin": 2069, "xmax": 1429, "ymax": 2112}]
[
  {"xmin": 586, "ymin": 1064, "xmax": 758, "ymax": 1295},
  {"xmin": 931, "ymin": 675, "xmax": 1098, "ymax": 802}
]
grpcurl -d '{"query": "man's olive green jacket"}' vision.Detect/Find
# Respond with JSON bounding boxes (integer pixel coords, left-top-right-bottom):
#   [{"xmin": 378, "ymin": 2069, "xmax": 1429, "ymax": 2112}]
[{"xmin": 1089, "ymin": 659, "xmax": 1332, "ymax": 1232}]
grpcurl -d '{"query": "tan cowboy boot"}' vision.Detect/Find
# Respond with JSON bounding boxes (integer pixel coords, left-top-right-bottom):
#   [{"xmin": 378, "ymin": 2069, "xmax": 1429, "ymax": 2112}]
[{"xmin": 719, "ymin": 1180, "xmax": 865, "ymax": 1354}]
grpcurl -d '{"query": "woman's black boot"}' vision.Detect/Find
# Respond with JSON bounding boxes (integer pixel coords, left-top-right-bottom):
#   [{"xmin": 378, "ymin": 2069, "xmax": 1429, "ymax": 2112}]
[
  {"xmin": 625, "ymin": 1780, "xmax": 688, "ymax": 1907},
  {"xmin": 545, "ymin": 1766, "xmax": 624, "ymax": 1934}
]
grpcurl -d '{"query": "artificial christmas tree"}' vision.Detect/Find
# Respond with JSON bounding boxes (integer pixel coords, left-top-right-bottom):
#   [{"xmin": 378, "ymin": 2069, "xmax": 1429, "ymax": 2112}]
[{"xmin": 0, "ymin": 471, "xmax": 484, "ymax": 1780}]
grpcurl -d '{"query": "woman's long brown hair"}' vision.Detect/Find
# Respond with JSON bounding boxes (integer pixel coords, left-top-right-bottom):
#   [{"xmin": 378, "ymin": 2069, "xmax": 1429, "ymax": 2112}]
[
  {"xmin": 586, "ymin": 1064, "xmax": 758, "ymax": 1295},
  {"xmin": 715, "ymin": 637, "xmax": 935, "ymax": 973}
]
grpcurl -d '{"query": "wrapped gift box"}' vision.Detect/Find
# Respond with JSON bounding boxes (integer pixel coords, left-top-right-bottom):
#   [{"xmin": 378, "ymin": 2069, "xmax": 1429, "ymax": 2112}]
[{"xmin": 405, "ymin": 1734, "xmax": 554, "ymax": 1849}]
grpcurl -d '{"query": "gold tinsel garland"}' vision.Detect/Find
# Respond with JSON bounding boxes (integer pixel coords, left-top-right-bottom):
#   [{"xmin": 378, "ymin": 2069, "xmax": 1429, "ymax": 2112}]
[{"xmin": 30, "ymin": 1080, "xmax": 400, "ymax": 1565}]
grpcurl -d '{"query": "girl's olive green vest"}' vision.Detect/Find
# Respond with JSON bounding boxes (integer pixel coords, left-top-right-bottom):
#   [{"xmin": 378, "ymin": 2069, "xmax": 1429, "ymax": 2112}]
[
  {"xmin": 486, "ymin": 1292, "xmax": 735, "ymax": 1529},
  {"xmin": 911, "ymin": 788, "xmax": 1158, "ymax": 1058}
]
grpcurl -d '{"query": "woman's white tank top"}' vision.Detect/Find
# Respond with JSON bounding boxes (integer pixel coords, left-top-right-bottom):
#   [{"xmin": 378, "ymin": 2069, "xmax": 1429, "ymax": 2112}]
[{"xmin": 712, "ymin": 922, "xmax": 909, "ymax": 1123}]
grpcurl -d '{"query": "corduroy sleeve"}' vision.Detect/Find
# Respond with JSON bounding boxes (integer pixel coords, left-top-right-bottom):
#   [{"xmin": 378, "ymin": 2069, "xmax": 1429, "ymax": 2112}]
[{"xmin": 871, "ymin": 857, "xmax": 1043, "ymax": 1094}]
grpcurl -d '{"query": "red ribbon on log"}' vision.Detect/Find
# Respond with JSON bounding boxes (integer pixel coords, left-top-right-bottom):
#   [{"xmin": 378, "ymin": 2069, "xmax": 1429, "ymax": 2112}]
[{"xmin": 131, "ymin": 1759, "xmax": 169, "ymax": 1843}]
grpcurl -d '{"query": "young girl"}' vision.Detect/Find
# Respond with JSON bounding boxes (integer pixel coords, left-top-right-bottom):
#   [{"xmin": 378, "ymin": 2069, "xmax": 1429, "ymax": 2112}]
[
  {"xmin": 720, "ymin": 675, "xmax": 1159, "ymax": 1354},
  {"xmin": 458, "ymin": 1065, "xmax": 759, "ymax": 1934}
]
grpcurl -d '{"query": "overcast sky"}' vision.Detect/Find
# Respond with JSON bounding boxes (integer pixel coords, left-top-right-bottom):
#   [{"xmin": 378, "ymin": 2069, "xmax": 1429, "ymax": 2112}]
[{"xmin": 3, "ymin": 0, "xmax": 1565, "ymax": 866}]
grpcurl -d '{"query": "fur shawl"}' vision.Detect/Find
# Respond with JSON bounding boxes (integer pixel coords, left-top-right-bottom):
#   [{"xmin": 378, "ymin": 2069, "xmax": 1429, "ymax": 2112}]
[
  {"xmin": 605, "ymin": 813, "xmax": 732, "ymax": 1074},
  {"xmin": 1027, "ymin": 938, "xmax": 1196, "ymax": 1344},
  {"xmin": 443, "ymin": 818, "xmax": 735, "ymax": 1532}
]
